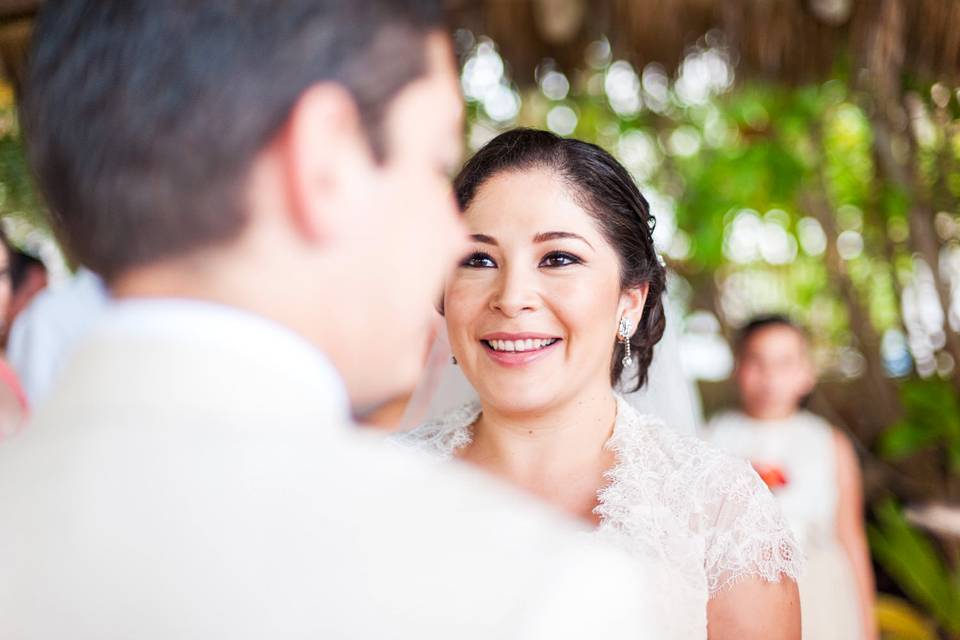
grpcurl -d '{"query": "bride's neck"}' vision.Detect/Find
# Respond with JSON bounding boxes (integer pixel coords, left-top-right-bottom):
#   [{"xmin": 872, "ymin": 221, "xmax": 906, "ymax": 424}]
[{"xmin": 468, "ymin": 387, "xmax": 618, "ymax": 484}]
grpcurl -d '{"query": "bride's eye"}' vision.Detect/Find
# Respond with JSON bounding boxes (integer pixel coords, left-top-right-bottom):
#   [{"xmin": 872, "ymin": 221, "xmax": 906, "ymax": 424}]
[
  {"xmin": 460, "ymin": 251, "xmax": 497, "ymax": 268},
  {"xmin": 539, "ymin": 251, "xmax": 582, "ymax": 268}
]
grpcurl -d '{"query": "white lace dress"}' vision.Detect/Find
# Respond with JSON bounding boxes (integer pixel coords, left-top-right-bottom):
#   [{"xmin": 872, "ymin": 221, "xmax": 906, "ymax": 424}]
[{"xmin": 395, "ymin": 395, "xmax": 803, "ymax": 639}]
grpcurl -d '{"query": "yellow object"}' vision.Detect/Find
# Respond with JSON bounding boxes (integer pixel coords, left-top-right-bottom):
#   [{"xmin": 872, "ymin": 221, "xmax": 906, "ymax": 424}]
[
  {"xmin": 875, "ymin": 594, "xmax": 937, "ymax": 640},
  {"xmin": 0, "ymin": 81, "xmax": 13, "ymax": 109}
]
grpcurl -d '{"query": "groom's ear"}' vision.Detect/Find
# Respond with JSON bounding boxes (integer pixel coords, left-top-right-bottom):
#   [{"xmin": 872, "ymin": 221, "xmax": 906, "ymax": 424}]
[
  {"xmin": 276, "ymin": 83, "xmax": 374, "ymax": 243},
  {"xmin": 619, "ymin": 282, "xmax": 650, "ymax": 333}
]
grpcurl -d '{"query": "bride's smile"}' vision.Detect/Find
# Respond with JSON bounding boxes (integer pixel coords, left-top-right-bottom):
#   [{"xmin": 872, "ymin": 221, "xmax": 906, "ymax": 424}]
[
  {"xmin": 479, "ymin": 332, "xmax": 562, "ymax": 366},
  {"xmin": 443, "ymin": 166, "xmax": 644, "ymax": 414}
]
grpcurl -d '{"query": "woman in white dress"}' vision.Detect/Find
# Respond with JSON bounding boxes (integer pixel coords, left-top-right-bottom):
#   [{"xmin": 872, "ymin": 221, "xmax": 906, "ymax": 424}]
[
  {"xmin": 705, "ymin": 316, "xmax": 877, "ymax": 640},
  {"xmin": 397, "ymin": 129, "xmax": 802, "ymax": 639}
]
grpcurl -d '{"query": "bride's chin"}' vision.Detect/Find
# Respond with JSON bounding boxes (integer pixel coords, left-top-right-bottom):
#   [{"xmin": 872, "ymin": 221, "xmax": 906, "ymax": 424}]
[{"xmin": 477, "ymin": 385, "xmax": 556, "ymax": 416}]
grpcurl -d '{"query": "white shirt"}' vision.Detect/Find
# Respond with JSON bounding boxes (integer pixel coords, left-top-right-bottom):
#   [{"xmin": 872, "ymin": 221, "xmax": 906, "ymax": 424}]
[
  {"xmin": 0, "ymin": 299, "xmax": 654, "ymax": 639},
  {"xmin": 7, "ymin": 268, "xmax": 109, "ymax": 406},
  {"xmin": 94, "ymin": 297, "xmax": 352, "ymax": 420}
]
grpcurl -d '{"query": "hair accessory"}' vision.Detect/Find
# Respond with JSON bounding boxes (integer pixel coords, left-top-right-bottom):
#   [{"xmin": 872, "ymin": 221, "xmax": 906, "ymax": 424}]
[
  {"xmin": 618, "ymin": 316, "xmax": 634, "ymax": 367},
  {"xmin": 645, "ymin": 212, "xmax": 664, "ymax": 267}
]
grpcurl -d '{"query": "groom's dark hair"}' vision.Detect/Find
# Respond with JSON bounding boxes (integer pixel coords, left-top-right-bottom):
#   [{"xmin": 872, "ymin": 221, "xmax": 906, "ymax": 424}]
[{"xmin": 22, "ymin": 0, "xmax": 446, "ymax": 281}]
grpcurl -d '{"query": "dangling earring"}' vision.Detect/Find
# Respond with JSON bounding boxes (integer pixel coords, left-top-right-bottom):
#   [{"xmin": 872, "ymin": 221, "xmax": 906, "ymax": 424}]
[
  {"xmin": 618, "ymin": 316, "xmax": 633, "ymax": 367},
  {"xmin": 451, "ymin": 355, "xmax": 458, "ymax": 365}
]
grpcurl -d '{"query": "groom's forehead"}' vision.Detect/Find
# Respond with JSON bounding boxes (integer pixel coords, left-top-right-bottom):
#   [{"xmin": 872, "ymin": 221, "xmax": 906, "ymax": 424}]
[
  {"xmin": 405, "ymin": 34, "xmax": 463, "ymax": 122},
  {"xmin": 381, "ymin": 33, "xmax": 464, "ymax": 159},
  {"xmin": 429, "ymin": 34, "xmax": 466, "ymax": 122}
]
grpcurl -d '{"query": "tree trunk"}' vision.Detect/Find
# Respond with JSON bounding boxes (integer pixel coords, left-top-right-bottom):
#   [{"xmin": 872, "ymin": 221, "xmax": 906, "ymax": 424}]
[
  {"xmin": 870, "ymin": 109, "xmax": 960, "ymax": 395},
  {"xmin": 801, "ymin": 185, "xmax": 901, "ymax": 436},
  {"xmin": 858, "ymin": 0, "xmax": 960, "ymax": 394}
]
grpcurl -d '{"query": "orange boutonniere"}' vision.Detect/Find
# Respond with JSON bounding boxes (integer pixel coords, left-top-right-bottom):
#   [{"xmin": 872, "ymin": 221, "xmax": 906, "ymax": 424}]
[{"xmin": 751, "ymin": 462, "xmax": 789, "ymax": 491}]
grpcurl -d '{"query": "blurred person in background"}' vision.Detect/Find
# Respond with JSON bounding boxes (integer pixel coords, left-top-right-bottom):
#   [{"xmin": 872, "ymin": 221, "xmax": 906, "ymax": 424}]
[
  {"xmin": 6, "ymin": 266, "xmax": 107, "ymax": 405},
  {"xmin": 4, "ymin": 248, "xmax": 49, "ymax": 339},
  {"xmin": 0, "ymin": 229, "xmax": 28, "ymax": 439},
  {"xmin": 705, "ymin": 315, "xmax": 878, "ymax": 640},
  {"xmin": 0, "ymin": 1, "xmax": 653, "ymax": 638}
]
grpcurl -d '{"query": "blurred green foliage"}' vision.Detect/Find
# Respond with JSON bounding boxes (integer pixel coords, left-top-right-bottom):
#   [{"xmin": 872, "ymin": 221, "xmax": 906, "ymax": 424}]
[
  {"xmin": 869, "ymin": 500, "xmax": 960, "ymax": 637},
  {"xmin": 880, "ymin": 379, "xmax": 960, "ymax": 472},
  {"xmin": 0, "ymin": 87, "xmax": 48, "ymax": 242}
]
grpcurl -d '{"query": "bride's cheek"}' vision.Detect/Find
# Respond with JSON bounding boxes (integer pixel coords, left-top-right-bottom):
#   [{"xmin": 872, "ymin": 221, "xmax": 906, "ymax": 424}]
[
  {"xmin": 443, "ymin": 284, "xmax": 481, "ymax": 341},
  {"xmin": 543, "ymin": 277, "xmax": 596, "ymax": 312},
  {"xmin": 446, "ymin": 278, "xmax": 490, "ymax": 312}
]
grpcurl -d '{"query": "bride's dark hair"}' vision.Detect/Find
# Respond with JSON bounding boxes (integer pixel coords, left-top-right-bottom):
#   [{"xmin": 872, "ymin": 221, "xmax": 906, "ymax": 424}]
[{"xmin": 454, "ymin": 128, "xmax": 667, "ymax": 391}]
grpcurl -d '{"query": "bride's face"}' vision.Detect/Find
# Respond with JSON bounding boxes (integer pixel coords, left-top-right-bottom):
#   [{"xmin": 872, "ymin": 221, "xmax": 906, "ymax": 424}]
[{"xmin": 445, "ymin": 167, "xmax": 628, "ymax": 413}]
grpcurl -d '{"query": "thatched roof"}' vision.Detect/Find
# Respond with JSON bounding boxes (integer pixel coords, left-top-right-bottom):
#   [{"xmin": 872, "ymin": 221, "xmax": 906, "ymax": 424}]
[
  {"xmin": 0, "ymin": 0, "xmax": 35, "ymax": 91},
  {"xmin": 1, "ymin": 0, "xmax": 958, "ymax": 93},
  {"xmin": 0, "ymin": 0, "xmax": 37, "ymax": 20},
  {"xmin": 447, "ymin": 0, "xmax": 960, "ymax": 90}
]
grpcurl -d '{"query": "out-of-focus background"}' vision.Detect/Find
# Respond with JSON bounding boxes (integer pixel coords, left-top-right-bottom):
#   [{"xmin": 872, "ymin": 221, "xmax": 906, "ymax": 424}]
[{"xmin": 0, "ymin": 1, "xmax": 958, "ymax": 637}]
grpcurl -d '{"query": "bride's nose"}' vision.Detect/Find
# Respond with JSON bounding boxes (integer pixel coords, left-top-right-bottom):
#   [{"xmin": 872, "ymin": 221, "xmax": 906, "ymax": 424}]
[{"xmin": 489, "ymin": 263, "xmax": 539, "ymax": 317}]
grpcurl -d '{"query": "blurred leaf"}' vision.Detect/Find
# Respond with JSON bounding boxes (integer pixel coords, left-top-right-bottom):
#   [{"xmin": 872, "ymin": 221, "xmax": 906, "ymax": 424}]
[
  {"xmin": 868, "ymin": 500, "xmax": 960, "ymax": 634},
  {"xmin": 879, "ymin": 379, "xmax": 960, "ymax": 462},
  {"xmin": 875, "ymin": 594, "xmax": 938, "ymax": 640},
  {"xmin": 879, "ymin": 421, "xmax": 943, "ymax": 459}
]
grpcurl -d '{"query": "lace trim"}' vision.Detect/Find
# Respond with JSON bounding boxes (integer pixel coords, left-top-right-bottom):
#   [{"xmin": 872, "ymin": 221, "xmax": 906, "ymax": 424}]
[
  {"xmin": 604, "ymin": 399, "xmax": 803, "ymax": 597},
  {"xmin": 392, "ymin": 401, "xmax": 479, "ymax": 458},
  {"xmin": 699, "ymin": 457, "xmax": 803, "ymax": 594},
  {"xmin": 395, "ymin": 396, "xmax": 803, "ymax": 598}
]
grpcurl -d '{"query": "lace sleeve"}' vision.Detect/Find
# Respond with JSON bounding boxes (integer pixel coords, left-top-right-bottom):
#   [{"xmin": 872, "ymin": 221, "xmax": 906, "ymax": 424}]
[
  {"xmin": 702, "ymin": 457, "xmax": 803, "ymax": 597},
  {"xmin": 390, "ymin": 402, "xmax": 480, "ymax": 459}
]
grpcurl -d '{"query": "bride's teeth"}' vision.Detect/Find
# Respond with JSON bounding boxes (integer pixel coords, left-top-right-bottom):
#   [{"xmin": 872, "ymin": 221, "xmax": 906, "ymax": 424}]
[{"xmin": 486, "ymin": 338, "xmax": 558, "ymax": 352}]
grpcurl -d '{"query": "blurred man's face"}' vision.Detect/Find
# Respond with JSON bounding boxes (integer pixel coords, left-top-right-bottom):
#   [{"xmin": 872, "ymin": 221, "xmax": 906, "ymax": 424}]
[
  {"xmin": 333, "ymin": 33, "xmax": 466, "ymax": 406},
  {"xmin": 735, "ymin": 325, "xmax": 815, "ymax": 420},
  {"xmin": 0, "ymin": 249, "xmax": 11, "ymax": 328}
]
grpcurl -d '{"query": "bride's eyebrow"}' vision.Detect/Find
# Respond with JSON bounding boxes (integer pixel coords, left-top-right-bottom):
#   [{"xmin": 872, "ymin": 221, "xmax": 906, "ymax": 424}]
[
  {"xmin": 533, "ymin": 231, "xmax": 594, "ymax": 250},
  {"xmin": 470, "ymin": 233, "xmax": 497, "ymax": 245}
]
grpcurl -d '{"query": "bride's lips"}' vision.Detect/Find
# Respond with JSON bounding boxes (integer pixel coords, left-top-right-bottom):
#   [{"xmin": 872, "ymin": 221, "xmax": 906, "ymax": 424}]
[{"xmin": 479, "ymin": 332, "xmax": 562, "ymax": 368}]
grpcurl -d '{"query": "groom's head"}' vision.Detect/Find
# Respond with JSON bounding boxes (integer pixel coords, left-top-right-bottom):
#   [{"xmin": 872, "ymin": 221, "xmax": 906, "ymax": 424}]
[{"xmin": 23, "ymin": 0, "xmax": 466, "ymax": 406}]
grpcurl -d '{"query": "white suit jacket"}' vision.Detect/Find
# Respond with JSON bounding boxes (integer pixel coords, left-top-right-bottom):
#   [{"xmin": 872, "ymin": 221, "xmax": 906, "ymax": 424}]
[{"xmin": 0, "ymin": 301, "xmax": 652, "ymax": 639}]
